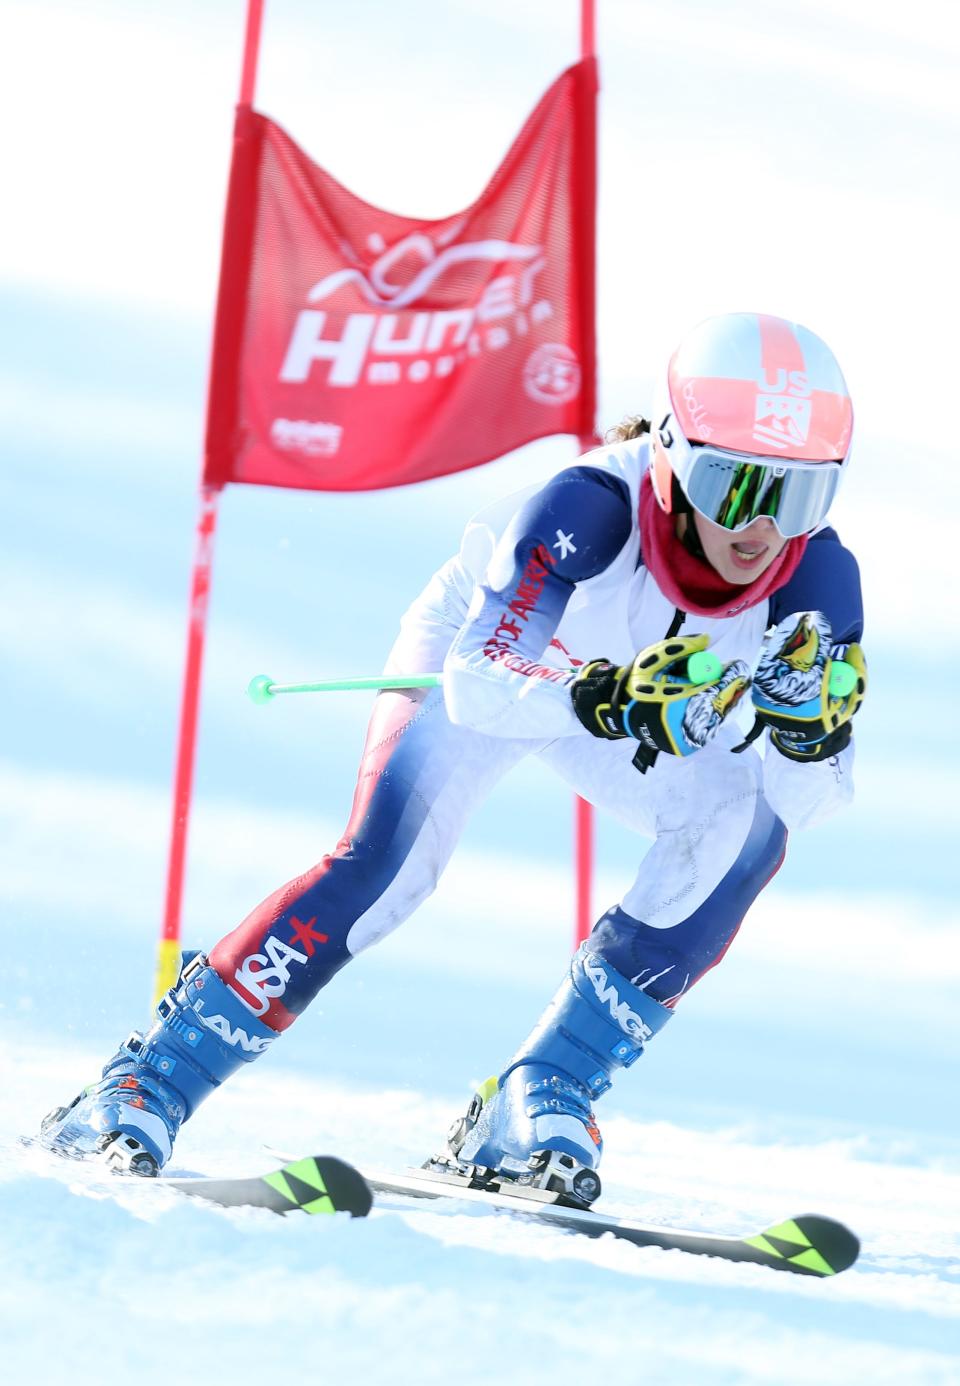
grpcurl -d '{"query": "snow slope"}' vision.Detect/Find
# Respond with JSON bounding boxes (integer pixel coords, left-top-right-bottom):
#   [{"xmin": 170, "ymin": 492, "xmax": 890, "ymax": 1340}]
[
  {"xmin": 3, "ymin": 1048, "xmax": 959, "ymax": 1386},
  {"xmin": 2, "ymin": 776, "xmax": 958, "ymax": 1386},
  {"xmin": 3, "ymin": 2, "xmax": 959, "ymax": 1379}
]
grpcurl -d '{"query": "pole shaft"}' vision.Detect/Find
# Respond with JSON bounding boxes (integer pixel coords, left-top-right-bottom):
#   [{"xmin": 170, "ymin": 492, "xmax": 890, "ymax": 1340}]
[
  {"xmin": 267, "ymin": 673, "xmax": 441, "ymax": 695},
  {"xmin": 574, "ymin": 0, "xmax": 599, "ymax": 945},
  {"xmin": 154, "ymin": 0, "xmax": 267, "ymax": 1006},
  {"xmin": 238, "ymin": 0, "xmax": 265, "ymax": 105},
  {"xmin": 574, "ymin": 794, "xmax": 595, "ymax": 946},
  {"xmin": 155, "ymin": 487, "xmax": 220, "ymax": 1002},
  {"xmin": 580, "ymin": 0, "xmax": 596, "ymax": 58}
]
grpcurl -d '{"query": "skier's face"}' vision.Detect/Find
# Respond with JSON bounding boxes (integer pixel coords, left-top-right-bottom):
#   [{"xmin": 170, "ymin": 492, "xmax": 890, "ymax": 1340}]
[{"xmin": 689, "ymin": 512, "xmax": 788, "ymax": 585}]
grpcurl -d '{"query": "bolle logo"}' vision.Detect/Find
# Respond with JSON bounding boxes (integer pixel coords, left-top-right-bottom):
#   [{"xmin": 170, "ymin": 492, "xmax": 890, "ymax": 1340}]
[
  {"xmin": 271, "ymin": 418, "xmax": 343, "ymax": 457},
  {"xmin": 279, "ymin": 225, "xmax": 554, "ymax": 390},
  {"xmin": 231, "ymin": 935, "xmax": 309, "ymax": 1018},
  {"xmin": 682, "ymin": 380, "xmax": 713, "ymax": 439},
  {"xmin": 584, "ymin": 958, "xmax": 653, "ymax": 1042},
  {"xmin": 195, "ymin": 1005, "xmax": 274, "ymax": 1054},
  {"xmin": 753, "ymin": 369, "xmax": 812, "ymax": 451}
]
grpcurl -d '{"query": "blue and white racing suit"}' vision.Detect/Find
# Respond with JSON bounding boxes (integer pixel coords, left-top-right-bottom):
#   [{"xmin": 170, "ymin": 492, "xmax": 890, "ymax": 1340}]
[{"xmin": 210, "ymin": 437, "xmax": 863, "ymax": 1029}]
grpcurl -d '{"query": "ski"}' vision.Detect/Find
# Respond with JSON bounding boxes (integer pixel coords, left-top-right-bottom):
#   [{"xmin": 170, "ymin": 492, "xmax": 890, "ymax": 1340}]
[
  {"xmin": 364, "ymin": 1166, "xmax": 860, "ymax": 1277},
  {"xmin": 161, "ymin": 1154, "xmax": 373, "ymax": 1217},
  {"xmin": 23, "ymin": 1134, "xmax": 373, "ymax": 1217},
  {"xmin": 27, "ymin": 1136, "xmax": 860, "ymax": 1276}
]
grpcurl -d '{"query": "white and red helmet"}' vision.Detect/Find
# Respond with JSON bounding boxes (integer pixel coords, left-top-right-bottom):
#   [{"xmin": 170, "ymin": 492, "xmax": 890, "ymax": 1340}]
[{"xmin": 650, "ymin": 313, "xmax": 854, "ymax": 538}]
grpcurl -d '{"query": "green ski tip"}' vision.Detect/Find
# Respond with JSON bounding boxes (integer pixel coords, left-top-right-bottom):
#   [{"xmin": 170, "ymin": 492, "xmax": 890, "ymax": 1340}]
[
  {"xmin": 263, "ymin": 1159, "xmax": 336, "ymax": 1215},
  {"xmin": 744, "ymin": 1217, "xmax": 849, "ymax": 1277},
  {"xmin": 262, "ymin": 1155, "xmax": 374, "ymax": 1217}
]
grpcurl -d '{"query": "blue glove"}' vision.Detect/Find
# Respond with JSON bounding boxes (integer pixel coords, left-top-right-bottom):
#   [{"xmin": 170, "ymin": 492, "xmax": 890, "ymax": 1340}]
[
  {"xmin": 572, "ymin": 634, "xmax": 752, "ymax": 771},
  {"xmin": 752, "ymin": 611, "xmax": 867, "ymax": 762}
]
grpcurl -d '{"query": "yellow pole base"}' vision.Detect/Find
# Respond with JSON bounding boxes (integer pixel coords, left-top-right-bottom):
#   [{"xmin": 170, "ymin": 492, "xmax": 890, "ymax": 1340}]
[{"xmin": 152, "ymin": 938, "xmax": 182, "ymax": 1009}]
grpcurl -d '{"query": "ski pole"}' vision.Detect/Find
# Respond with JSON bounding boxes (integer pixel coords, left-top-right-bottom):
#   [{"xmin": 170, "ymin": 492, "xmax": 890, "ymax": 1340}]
[
  {"xmin": 688, "ymin": 653, "xmax": 859, "ymax": 697},
  {"xmin": 248, "ymin": 658, "xmax": 861, "ymax": 708},
  {"xmin": 827, "ymin": 660, "xmax": 858, "ymax": 698},
  {"xmin": 247, "ymin": 672, "xmax": 443, "ymax": 704},
  {"xmin": 248, "ymin": 650, "xmax": 735, "ymax": 706}
]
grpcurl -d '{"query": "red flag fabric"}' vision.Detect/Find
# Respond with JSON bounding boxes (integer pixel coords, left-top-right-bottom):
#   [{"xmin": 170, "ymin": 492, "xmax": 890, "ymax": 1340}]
[{"xmin": 204, "ymin": 60, "xmax": 597, "ymax": 492}]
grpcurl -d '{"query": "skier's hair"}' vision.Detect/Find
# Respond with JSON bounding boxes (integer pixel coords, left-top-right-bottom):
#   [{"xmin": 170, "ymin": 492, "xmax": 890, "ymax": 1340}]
[
  {"xmin": 605, "ymin": 415, "xmax": 651, "ymax": 443},
  {"xmin": 604, "ymin": 416, "xmax": 703, "ymax": 554}
]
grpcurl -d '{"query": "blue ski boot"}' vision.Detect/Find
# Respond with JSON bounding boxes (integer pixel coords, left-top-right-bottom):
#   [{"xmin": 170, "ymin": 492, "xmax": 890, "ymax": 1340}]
[
  {"xmin": 445, "ymin": 944, "xmax": 671, "ymax": 1205},
  {"xmin": 40, "ymin": 952, "xmax": 276, "ymax": 1175}
]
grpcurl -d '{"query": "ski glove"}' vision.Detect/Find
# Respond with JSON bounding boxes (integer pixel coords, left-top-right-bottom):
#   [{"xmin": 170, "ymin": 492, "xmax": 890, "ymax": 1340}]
[
  {"xmin": 751, "ymin": 611, "xmax": 867, "ymax": 763},
  {"xmin": 571, "ymin": 634, "xmax": 752, "ymax": 773}
]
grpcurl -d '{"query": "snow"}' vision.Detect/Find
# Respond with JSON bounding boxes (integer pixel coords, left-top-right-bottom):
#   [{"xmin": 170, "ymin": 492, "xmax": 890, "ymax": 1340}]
[
  {"xmin": 3, "ymin": 1048, "xmax": 959, "ymax": 1384},
  {"xmin": 3, "ymin": 0, "xmax": 960, "ymax": 1380},
  {"xmin": 2, "ymin": 774, "xmax": 959, "ymax": 1383}
]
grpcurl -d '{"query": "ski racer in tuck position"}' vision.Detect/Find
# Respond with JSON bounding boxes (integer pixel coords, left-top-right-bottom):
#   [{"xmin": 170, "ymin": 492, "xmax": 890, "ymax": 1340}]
[{"xmin": 42, "ymin": 312, "xmax": 867, "ymax": 1201}]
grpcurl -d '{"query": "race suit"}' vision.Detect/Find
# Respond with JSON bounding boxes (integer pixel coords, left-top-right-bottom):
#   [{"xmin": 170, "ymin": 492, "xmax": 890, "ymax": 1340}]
[{"xmin": 210, "ymin": 437, "xmax": 863, "ymax": 1029}]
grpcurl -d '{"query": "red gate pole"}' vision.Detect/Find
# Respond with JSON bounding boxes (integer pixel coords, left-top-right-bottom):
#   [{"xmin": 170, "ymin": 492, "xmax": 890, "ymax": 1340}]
[
  {"xmin": 574, "ymin": 0, "xmax": 599, "ymax": 946},
  {"xmin": 153, "ymin": 0, "xmax": 267, "ymax": 1004}
]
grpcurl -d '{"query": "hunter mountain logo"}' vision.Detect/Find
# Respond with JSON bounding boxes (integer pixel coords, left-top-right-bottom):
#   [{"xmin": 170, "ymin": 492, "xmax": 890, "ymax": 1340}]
[
  {"xmin": 305, "ymin": 223, "xmax": 543, "ymax": 309},
  {"xmin": 277, "ymin": 224, "xmax": 577, "ymax": 396},
  {"xmin": 524, "ymin": 344, "xmax": 581, "ymax": 405}
]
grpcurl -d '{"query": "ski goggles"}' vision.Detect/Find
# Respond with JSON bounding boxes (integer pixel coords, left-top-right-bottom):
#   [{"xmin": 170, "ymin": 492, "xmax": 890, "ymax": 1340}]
[{"xmin": 682, "ymin": 446, "xmax": 842, "ymax": 538}]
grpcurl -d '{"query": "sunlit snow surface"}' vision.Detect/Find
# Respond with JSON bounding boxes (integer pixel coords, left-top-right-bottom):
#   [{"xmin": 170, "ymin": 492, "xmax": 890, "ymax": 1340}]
[
  {"xmin": 2, "ymin": 773, "xmax": 959, "ymax": 1385},
  {"xmin": 2, "ymin": 1048, "xmax": 959, "ymax": 1385}
]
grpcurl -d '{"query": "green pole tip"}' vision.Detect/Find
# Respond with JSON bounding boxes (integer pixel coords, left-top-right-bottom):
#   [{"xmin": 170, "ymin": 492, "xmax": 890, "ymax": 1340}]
[
  {"xmin": 247, "ymin": 674, "xmax": 276, "ymax": 705},
  {"xmin": 828, "ymin": 660, "xmax": 858, "ymax": 698},
  {"xmin": 686, "ymin": 650, "xmax": 723, "ymax": 685}
]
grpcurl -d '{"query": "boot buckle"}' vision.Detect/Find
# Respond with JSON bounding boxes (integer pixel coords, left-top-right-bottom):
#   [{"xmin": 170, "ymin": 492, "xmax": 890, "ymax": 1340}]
[
  {"xmin": 525, "ymin": 1150, "xmax": 602, "ymax": 1207},
  {"xmin": 96, "ymin": 1131, "xmax": 160, "ymax": 1177}
]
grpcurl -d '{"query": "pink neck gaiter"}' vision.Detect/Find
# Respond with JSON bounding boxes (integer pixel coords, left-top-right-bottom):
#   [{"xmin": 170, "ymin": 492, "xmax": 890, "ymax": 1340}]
[{"xmin": 637, "ymin": 471, "xmax": 809, "ymax": 618}]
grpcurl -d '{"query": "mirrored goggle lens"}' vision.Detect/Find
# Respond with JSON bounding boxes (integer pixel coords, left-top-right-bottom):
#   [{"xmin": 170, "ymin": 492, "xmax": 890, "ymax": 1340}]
[{"xmin": 684, "ymin": 449, "xmax": 841, "ymax": 538}]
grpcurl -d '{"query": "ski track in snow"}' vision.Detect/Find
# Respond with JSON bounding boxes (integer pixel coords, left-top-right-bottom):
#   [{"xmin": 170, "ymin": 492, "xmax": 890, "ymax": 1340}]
[{"xmin": 2, "ymin": 1045, "xmax": 958, "ymax": 1386}]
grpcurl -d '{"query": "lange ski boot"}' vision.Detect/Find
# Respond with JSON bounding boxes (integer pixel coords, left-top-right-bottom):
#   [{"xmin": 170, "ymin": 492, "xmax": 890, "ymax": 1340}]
[
  {"xmin": 40, "ymin": 953, "xmax": 276, "ymax": 1175},
  {"xmin": 442, "ymin": 944, "xmax": 671, "ymax": 1205}
]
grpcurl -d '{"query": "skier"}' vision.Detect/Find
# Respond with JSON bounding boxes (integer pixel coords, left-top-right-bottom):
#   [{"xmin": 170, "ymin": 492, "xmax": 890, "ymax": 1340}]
[{"xmin": 42, "ymin": 312, "xmax": 866, "ymax": 1199}]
